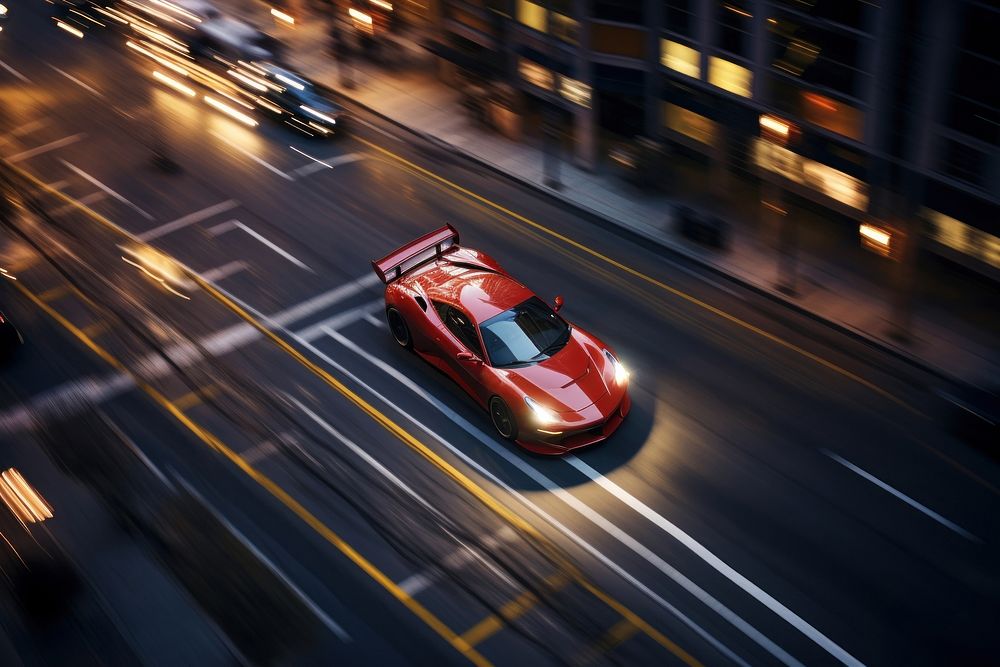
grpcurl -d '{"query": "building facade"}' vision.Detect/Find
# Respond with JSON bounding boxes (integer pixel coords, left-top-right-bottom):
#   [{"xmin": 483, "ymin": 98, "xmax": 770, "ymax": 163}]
[{"xmin": 425, "ymin": 0, "xmax": 999, "ymax": 277}]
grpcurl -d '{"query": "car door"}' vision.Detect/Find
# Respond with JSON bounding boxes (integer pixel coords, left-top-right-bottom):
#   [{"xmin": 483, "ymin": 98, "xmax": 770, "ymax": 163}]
[{"xmin": 432, "ymin": 302, "xmax": 490, "ymax": 405}]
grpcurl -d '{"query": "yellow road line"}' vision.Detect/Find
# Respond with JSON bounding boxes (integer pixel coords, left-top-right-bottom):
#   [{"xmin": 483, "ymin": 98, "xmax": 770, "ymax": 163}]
[
  {"xmin": 354, "ymin": 136, "xmax": 918, "ymax": 415},
  {"xmin": 5, "ymin": 159, "xmax": 701, "ymax": 661},
  {"xmin": 460, "ymin": 573, "xmax": 569, "ymax": 647},
  {"xmin": 11, "ymin": 279, "xmax": 492, "ymax": 667}
]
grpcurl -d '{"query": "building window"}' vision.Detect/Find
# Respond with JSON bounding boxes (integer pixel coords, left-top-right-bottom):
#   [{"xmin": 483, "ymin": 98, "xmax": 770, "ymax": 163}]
[
  {"xmin": 560, "ymin": 77, "xmax": 592, "ymax": 107},
  {"xmin": 925, "ymin": 209, "xmax": 1000, "ymax": 270},
  {"xmin": 593, "ymin": 0, "xmax": 643, "ymax": 24},
  {"xmin": 768, "ymin": 16, "xmax": 865, "ymax": 98},
  {"xmin": 717, "ymin": 1, "xmax": 752, "ymax": 58},
  {"xmin": 664, "ymin": 103, "xmax": 716, "ymax": 145},
  {"xmin": 550, "ymin": 12, "xmax": 579, "ymax": 44},
  {"xmin": 709, "ymin": 56, "xmax": 752, "ymax": 97},
  {"xmin": 592, "ymin": 24, "xmax": 646, "ymax": 59},
  {"xmin": 771, "ymin": 0, "xmax": 869, "ymax": 32},
  {"xmin": 517, "ymin": 0, "xmax": 546, "ymax": 32},
  {"xmin": 941, "ymin": 139, "xmax": 989, "ymax": 189},
  {"xmin": 518, "ymin": 57, "xmax": 555, "ymax": 90},
  {"xmin": 663, "ymin": 0, "xmax": 694, "ymax": 38},
  {"xmin": 661, "ymin": 39, "xmax": 700, "ymax": 78},
  {"xmin": 800, "ymin": 91, "xmax": 864, "ymax": 142},
  {"xmin": 754, "ymin": 139, "xmax": 869, "ymax": 210}
]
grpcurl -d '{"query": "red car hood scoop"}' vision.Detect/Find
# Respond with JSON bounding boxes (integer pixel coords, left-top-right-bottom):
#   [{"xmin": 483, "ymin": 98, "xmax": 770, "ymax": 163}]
[{"xmin": 510, "ymin": 338, "xmax": 609, "ymax": 412}]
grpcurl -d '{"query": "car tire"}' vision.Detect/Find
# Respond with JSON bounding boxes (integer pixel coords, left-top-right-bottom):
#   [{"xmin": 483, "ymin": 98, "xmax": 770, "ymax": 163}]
[
  {"xmin": 489, "ymin": 396, "xmax": 518, "ymax": 441},
  {"xmin": 385, "ymin": 307, "xmax": 412, "ymax": 350}
]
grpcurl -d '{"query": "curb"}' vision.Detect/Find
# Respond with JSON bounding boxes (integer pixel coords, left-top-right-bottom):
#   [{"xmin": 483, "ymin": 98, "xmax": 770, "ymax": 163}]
[{"xmin": 323, "ymin": 77, "xmax": 972, "ymax": 390}]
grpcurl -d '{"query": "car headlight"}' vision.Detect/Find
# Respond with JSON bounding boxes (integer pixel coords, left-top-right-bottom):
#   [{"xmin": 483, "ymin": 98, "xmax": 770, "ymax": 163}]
[
  {"xmin": 604, "ymin": 349, "xmax": 629, "ymax": 385},
  {"xmin": 524, "ymin": 396, "xmax": 557, "ymax": 425}
]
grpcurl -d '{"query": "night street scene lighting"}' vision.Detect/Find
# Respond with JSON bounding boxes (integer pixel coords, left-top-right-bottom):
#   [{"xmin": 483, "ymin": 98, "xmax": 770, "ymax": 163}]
[{"xmin": 0, "ymin": 0, "xmax": 997, "ymax": 665}]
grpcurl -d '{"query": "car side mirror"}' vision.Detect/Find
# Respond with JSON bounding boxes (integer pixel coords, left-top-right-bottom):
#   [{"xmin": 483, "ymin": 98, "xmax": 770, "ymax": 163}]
[
  {"xmin": 457, "ymin": 351, "xmax": 480, "ymax": 363},
  {"xmin": 553, "ymin": 295, "xmax": 564, "ymax": 312}
]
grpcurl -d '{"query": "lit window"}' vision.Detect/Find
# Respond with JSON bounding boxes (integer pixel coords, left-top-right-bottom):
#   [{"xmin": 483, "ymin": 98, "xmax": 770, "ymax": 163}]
[
  {"xmin": 559, "ymin": 77, "xmax": 591, "ymax": 107},
  {"xmin": 664, "ymin": 103, "xmax": 715, "ymax": 145},
  {"xmin": 519, "ymin": 58, "xmax": 554, "ymax": 90},
  {"xmin": 550, "ymin": 12, "xmax": 578, "ymax": 44},
  {"xmin": 517, "ymin": 0, "xmax": 546, "ymax": 32},
  {"xmin": 709, "ymin": 56, "xmax": 752, "ymax": 97},
  {"xmin": 753, "ymin": 139, "xmax": 868, "ymax": 210},
  {"xmin": 661, "ymin": 40, "xmax": 700, "ymax": 78}
]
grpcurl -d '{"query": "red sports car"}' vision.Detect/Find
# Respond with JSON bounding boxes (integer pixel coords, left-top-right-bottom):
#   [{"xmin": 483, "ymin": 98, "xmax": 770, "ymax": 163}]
[{"xmin": 372, "ymin": 225, "xmax": 631, "ymax": 454}]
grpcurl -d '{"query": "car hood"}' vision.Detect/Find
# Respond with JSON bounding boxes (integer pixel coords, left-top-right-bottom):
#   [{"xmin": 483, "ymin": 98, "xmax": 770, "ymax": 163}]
[{"xmin": 506, "ymin": 330, "xmax": 611, "ymax": 412}]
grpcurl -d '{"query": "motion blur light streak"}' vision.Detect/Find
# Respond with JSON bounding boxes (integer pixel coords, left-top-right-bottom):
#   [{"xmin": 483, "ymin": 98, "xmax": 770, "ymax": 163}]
[
  {"xmin": 152, "ymin": 70, "xmax": 195, "ymax": 96},
  {"xmin": 270, "ymin": 7, "xmax": 294, "ymax": 24},
  {"xmin": 0, "ymin": 469, "xmax": 53, "ymax": 524},
  {"xmin": 55, "ymin": 20, "xmax": 85, "ymax": 38},
  {"xmin": 204, "ymin": 95, "xmax": 258, "ymax": 126}
]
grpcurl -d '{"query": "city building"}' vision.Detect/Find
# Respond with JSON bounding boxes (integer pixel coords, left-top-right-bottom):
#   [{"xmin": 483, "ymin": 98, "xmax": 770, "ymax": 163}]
[{"xmin": 424, "ymin": 0, "xmax": 999, "ymax": 278}]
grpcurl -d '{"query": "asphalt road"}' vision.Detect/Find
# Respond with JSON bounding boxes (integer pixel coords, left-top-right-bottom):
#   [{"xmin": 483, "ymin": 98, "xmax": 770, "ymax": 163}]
[{"xmin": 1, "ymin": 5, "xmax": 998, "ymax": 666}]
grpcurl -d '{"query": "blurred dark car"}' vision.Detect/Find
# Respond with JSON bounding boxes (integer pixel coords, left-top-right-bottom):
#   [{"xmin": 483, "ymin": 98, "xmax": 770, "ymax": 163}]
[
  {"xmin": 236, "ymin": 63, "xmax": 346, "ymax": 138},
  {"xmin": 0, "ymin": 309, "xmax": 23, "ymax": 358},
  {"xmin": 939, "ymin": 384, "xmax": 999, "ymax": 450}
]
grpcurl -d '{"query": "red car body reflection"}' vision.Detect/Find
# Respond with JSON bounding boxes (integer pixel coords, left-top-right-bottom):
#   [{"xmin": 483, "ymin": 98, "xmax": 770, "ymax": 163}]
[{"xmin": 372, "ymin": 225, "xmax": 630, "ymax": 455}]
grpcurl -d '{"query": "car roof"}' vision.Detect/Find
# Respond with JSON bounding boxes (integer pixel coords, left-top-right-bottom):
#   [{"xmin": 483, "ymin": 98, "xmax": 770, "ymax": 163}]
[{"xmin": 408, "ymin": 260, "xmax": 533, "ymax": 323}]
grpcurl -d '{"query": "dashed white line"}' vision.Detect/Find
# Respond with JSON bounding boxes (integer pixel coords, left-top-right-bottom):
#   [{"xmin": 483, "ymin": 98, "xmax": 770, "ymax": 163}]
[
  {"xmin": 823, "ymin": 450, "xmax": 981, "ymax": 543},
  {"xmin": 47, "ymin": 64, "xmax": 103, "ymax": 97},
  {"xmin": 6, "ymin": 133, "xmax": 86, "ymax": 163},
  {"xmin": 297, "ymin": 299, "xmax": 382, "ymax": 341},
  {"xmin": 60, "ymin": 160, "xmax": 154, "ymax": 220},
  {"xmin": 363, "ymin": 312, "xmax": 385, "ymax": 329},
  {"xmin": 198, "ymin": 260, "xmax": 248, "ymax": 283},
  {"xmin": 0, "ymin": 59, "xmax": 30, "ymax": 83},
  {"xmin": 290, "ymin": 149, "xmax": 365, "ymax": 177},
  {"xmin": 213, "ymin": 133, "xmax": 294, "ymax": 180},
  {"xmin": 137, "ymin": 199, "xmax": 239, "ymax": 241},
  {"xmin": 208, "ymin": 220, "xmax": 312, "ymax": 272},
  {"xmin": 397, "ymin": 526, "xmax": 518, "ymax": 596}
]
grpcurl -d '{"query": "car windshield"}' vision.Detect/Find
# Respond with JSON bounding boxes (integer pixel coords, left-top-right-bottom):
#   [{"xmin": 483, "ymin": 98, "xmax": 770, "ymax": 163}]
[{"xmin": 479, "ymin": 297, "xmax": 570, "ymax": 368}]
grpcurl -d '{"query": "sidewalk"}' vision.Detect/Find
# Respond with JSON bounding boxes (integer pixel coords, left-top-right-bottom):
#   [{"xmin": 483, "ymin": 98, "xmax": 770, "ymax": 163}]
[{"xmin": 243, "ymin": 7, "xmax": 997, "ymax": 386}]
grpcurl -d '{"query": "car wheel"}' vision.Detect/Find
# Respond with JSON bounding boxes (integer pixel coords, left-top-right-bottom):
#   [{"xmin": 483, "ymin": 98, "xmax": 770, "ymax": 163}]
[
  {"xmin": 385, "ymin": 307, "xmax": 412, "ymax": 350},
  {"xmin": 489, "ymin": 397, "xmax": 518, "ymax": 440}
]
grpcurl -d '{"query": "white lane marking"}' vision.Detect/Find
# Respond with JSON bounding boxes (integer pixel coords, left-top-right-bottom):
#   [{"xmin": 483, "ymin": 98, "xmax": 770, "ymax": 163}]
[
  {"xmin": 363, "ymin": 312, "xmax": 385, "ymax": 329},
  {"xmin": 292, "ymin": 395, "xmax": 519, "ymax": 593},
  {"xmin": 271, "ymin": 274, "xmax": 379, "ymax": 325},
  {"xmin": 565, "ymin": 455, "xmax": 860, "ymax": 667},
  {"xmin": 60, "ymin": 160, "xmax": 154, "ymax": 220},
  {"xmin": 172, "ymin": 473, "xmax": 351, "ymax": 642},
  {"xmin": 290, "ymin": 150, "xmax": 365, "ymax": 177},
  {"xmin": 47, "ymin": 64, "xmax": 103, "ymax": 97},
  {"xmin": 213, "ymin": 133, "xmax": 294, "ymax": 180},
  {"xmin": 198, "ymin": 260, "xmax": 247, "ymax": 283},
  {"xmin": 137, "ymin": 199, "xmax": 239, "ymax": 241},
  {"xmin": 297, "ymin": 300, "xmax": 382, "ymax": 341},
  {"xmin": 823, "ymin": 450, "xmax": 981, "ymax": 543},
  {"xmin": 0, "ymin": 59, "xmax": 30, "ymax": 83},
  {"xmin": 208, "ymin": 220, "xmax": 312, "ymax": 272},
  {"xmin": 237, "ymin": 321, "xmax": 747, "ymax": 667},
  {"xmin": 6, "ymin": 133, "xmax": 86, "ymax": 163},
  {"xmin": 0, "ymin": 275, "xmax": 377, "ymax": 433}
]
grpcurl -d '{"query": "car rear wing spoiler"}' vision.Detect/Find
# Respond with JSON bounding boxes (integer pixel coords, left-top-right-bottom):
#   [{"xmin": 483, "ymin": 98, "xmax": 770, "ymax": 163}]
[{"xmin": 371, "ymin": 224, "xmax": 460, "ymax": 284}]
